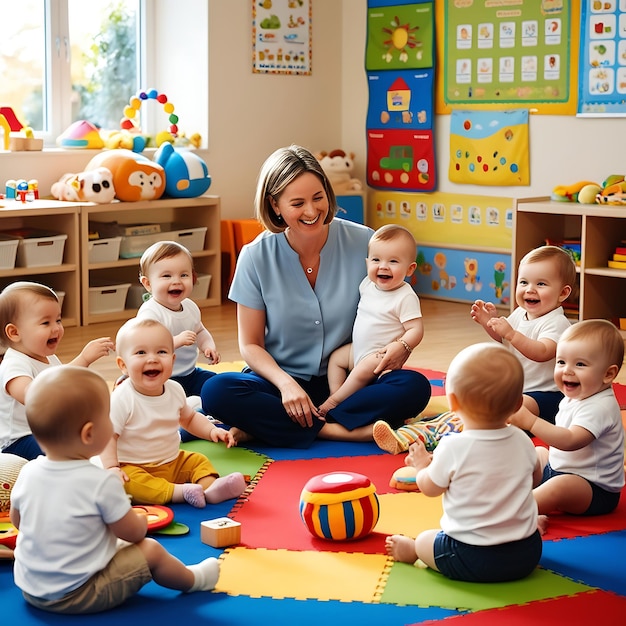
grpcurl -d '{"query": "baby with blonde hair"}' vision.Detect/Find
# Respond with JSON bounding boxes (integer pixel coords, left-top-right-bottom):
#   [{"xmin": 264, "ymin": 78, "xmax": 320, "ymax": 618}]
[{"xmin": 386, "ymin": 343, "xmax": 542, "ymax": 583}]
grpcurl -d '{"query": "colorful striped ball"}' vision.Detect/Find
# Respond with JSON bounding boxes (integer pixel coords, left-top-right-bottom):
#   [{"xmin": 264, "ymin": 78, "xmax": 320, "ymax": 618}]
[{"xmin": 299, "ymin": 472, "xmax": 379, "ymax": 540}]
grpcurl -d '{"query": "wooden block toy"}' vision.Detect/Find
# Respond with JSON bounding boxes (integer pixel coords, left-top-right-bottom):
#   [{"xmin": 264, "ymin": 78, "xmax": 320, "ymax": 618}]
[
  {"xmin": 9, "ymin": 136, "xmax": 44, "ymax": 151},
  {"xmin": 201, "ymin": 517, "xmax": 241, "ymax": 548}
]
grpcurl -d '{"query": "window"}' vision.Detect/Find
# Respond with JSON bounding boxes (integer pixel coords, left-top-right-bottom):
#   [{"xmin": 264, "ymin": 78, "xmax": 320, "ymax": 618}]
[
  {"xmin": 1, "ymin": 0, "xmax": 208, "ymax": 150},
  {"xmin": 2, "ymin": 0, "xmax": 141, "ymax": 146}
]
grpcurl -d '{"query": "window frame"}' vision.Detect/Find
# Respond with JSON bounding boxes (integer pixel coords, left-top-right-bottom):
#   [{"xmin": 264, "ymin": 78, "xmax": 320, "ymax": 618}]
[{"xmin": 42, "ymin": 0, "xmax": 145, "ymax": 147}]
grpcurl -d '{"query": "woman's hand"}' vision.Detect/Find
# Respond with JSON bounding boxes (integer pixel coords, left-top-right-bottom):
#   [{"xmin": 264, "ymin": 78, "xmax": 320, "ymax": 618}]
[
  {"xmin": 280, "ymin": 379, "xmax": 320, "ymax": 427},
  {"xmin": 373, "ymin": 340, "xmax": 409, "ymax": 374}
]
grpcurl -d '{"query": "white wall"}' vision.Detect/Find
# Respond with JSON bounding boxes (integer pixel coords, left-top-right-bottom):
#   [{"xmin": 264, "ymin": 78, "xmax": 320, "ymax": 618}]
[
  {"xmin": 205, "ymin": 1, "xmax": 343, "ymax": 218},
  {"xmin": 2, "ymin": 2, "xmax": 625, "ymax": 217}
]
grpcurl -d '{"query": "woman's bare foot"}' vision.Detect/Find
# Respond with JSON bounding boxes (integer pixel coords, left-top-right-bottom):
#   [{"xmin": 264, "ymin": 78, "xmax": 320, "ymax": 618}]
[
  {"xmin": 230, "ymin": 427, "xmax": 253, "ymax": 445},
  {"xmin": 537, "ymin": 514, "xmax": 549, "ymax": 536},
  {"xmin": 385, "ymin": 534, "xmax": 418, "ymax": 564}
]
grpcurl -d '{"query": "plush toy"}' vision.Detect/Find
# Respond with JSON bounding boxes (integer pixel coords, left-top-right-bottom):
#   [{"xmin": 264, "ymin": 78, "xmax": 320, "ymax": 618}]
[
  {"xmin": 50, "ymin": 167, "xmax": 115, "ymax": 203},
  {"xmin": 153, "ymin": 142, "xmax": 211, "ymax": 198},
  {"xmin": 86, "ymin": 149, "xmax": 165, "ymax": 202},
  {"xmin": 316, "ymin": 149, "xmax": 363, "ymax": 193},
  {"xmin": 597, "ymin": 174, "xmax": 626, "ymax": 205},
  {"xmin": 101, "ymin": 129, "xmax": 147, "ymax": 153},
  {"xmin": 389, "ymin": 466, "xmax": 419, "ymax": 491},
  {"xmin": 551, "ymin": 175, "xmax": 626, "ymax": 205},
  {"xmin": 551, "ymin": 180, "xmax": 599, "ymax": 202}
]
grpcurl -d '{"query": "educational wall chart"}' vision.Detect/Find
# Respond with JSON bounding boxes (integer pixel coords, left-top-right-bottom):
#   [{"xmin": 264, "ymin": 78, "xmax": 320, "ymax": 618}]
[
  {"xmin": 578, "ymin": 0, "xmax": 626, "ymax": 115},
  {"xmin": 252, "ymin": 0, "xmax": 312, "ymax": 75},
  {"xmin": 365, "ymin": 1, "xmax": 437, "ymax": 192},
  {"xmin": 442, "ymin": 0, "xmax": 572, "ymax": 106},
  {"xmin": 367, "ymin": 190, "xmax": 513, "ymax": 305}
]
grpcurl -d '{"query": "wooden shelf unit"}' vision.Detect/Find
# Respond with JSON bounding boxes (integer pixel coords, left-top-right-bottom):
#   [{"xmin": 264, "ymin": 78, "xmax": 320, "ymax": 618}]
[
  {"xmin": 0, "ymin": 200, "xmax": 81, "ymax": 327},
  {"xmin": 513, "ymin": 196, "xmax": 626, "ymax": 324},
  {"xmin": 80, "ymin": 195, "xmax": 221, "ymax": 325}
]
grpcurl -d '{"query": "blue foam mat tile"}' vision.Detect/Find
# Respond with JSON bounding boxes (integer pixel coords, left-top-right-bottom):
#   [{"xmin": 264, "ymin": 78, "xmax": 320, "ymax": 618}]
[
  {"xmin": 246, "ymin": 439, "xmax": 385, "ymax": 461},
  {"xmin": 171, "ymin": 593, "xmax": 462, "ymax": 626},
  {"xmin": 541, "ymin": 530, "xmax": 626, "ymax": 596},
  {"xmin": 0, "ymin": 571, "xmax": 461, "ymax": 626}
]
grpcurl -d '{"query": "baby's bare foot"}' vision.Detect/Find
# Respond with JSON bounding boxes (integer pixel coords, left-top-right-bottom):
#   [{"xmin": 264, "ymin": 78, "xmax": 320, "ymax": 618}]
[
  {"xmin": 230, "ymin": 427, "xmax": 252, "ymax": 445},
  {"xmin": 537, "ymin": 514, "xmax": 549, "ymax": 536},
  {"xmin": 385, "ymin": 534, "xmax": 418, "ymax": 564}
]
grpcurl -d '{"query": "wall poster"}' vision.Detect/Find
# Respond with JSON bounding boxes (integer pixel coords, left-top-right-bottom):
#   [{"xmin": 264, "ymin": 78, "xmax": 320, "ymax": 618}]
[
  {"xmin": 252, "ymin": 0, "xmax": 312, "ymax": 75},
  {"xmin": 365, "ymin": 1, "xmax": 437, "ymax": 192},
  {"xmin": 436, "ymin": 0, "xmax": 578, "ymax": 114},
  {"xmin": 578, "ymin": 0, "xmax": 626, "ymax": 116},
  {"xmin": 367, "ymin": 190, "xmax": 514, "ymax": 306}
]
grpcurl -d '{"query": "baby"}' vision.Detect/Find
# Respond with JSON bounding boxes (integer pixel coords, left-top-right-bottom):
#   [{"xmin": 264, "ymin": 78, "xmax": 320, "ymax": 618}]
[
  {"xmin": 319, "ymin": 224, "xmax": 423, "ymax": 415},
  {"xmin": 386, "ymin": 343, "xmax": 541, "ymax": 583},
  {"xmin": 509, "ymin": 319, "xmax": 625, "ymax": 533},
  {"xmin": 0, "ymin": 281, "xmax": 113, "ymax": 460},
  {"xmin": 100, "ymin": 317, "xmax": 246, "ymax": 508},
  {"xmin": 10, "ymin": 366, "xmax": 220, "ymax": 614}
]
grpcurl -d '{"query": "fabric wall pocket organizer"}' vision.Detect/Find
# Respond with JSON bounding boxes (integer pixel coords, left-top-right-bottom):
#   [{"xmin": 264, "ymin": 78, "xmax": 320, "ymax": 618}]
[{"xmin": 448, "ymin": 109, "xmax": 530, "ymax": 186}]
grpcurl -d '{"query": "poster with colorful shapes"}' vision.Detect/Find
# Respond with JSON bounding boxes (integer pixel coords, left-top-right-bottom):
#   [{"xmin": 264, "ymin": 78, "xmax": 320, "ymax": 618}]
[
  {"xmin": 448, "ymin": 109, "xmax": 530, "ymax": 186},
  {"xmin": 441, "ymin": 0, "xmax": 572, "ymax": 106},
  {"xmin": 367, "ymin": 128, "xmax": 436, "ymax": 191},
  {"xmin": 252, "ymin": 0, "xmax": 312, "ymax": 75},
  {"xmin": 365, "ymin": 2, "xmax": 434, "ymax": 71},
  {"xmin": 366, "ymin": 69, "xmax": 434, "ymax": 130},
  {"xmin": 578, "ymin": 0, "xmax": 626, "ymax": 115}
]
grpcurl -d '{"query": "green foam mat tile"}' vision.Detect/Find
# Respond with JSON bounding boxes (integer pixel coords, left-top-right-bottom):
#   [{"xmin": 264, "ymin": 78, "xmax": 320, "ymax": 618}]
[
  {"xmin": 181, "ymin": 438, "xmax": 268, "ymax": 480},
  {"xmin": 380, "ymin": 562, "xmax": 593, "ymax": 612}
]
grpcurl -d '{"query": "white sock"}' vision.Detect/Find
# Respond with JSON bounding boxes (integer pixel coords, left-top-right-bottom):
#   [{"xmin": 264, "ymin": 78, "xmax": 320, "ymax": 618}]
[
  {"xmin": 204, "ymin": 472, "xmax": 247, "ymax": 504},
  {"xmin": 182, "ymin": 483, "xmax": 206, "ymax": 508},
  {"xmin": 187, "ymin": 557, "xmax": 220, "ymax": 592}
]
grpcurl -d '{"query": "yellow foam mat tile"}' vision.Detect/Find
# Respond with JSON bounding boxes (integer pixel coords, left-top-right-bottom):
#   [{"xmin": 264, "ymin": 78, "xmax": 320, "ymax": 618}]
[
  {"xmin": 216, "ymin": 546, "xmax": 390, "ymax": 602},
  {"xmin": 375, "ymin": 492, "xmax": 443, "ymax": 538}
]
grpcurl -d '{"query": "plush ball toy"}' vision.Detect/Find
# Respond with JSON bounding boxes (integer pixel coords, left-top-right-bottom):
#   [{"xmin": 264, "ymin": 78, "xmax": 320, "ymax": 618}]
[
  {"xmin": 153, "ymin": 142, "xmax": 211, "ymax": 198},
  {"xmin": 0, "ymin": 453, "xmax": 27, "ymax": 513},
  {"xmin": 86, "ymin": 149, "xmax": 165, "ymax": 202},
  {"xmin": 389, "ymin": 466, "xmax": 419, "ymax": 491},
  {"xmin": 299, "ymin": 471, "xmax": 379, "ymax": 540},
  {"xmin": 50, "ymin": 167, "xmax": 115, "ymax": 203},
  {"xmin": 316, "ymin": 149, "xmax": 363, "ymax": 193}
]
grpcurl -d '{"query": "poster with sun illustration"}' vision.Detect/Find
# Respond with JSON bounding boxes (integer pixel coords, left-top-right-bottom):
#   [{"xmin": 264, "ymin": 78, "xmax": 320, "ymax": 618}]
[
  {"xmin": 366, "ymin": 1, "xmax": 434, "ymax": 71},
  {"xmin": 448, "ymin": 109, "xmax": 530, "ymax": 186}
]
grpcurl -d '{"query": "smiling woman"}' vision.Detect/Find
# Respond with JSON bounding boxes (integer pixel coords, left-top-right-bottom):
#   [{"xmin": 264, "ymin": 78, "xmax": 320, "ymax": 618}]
[{"xmin": 198, "ymin": 145, "xmax": 433, "ymax": 449}]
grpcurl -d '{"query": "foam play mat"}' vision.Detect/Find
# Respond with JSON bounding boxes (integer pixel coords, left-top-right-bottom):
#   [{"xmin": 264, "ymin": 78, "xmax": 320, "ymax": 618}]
[{"xmin": 2, "ymin": 365, "xmax": 625, "ymax": 624}]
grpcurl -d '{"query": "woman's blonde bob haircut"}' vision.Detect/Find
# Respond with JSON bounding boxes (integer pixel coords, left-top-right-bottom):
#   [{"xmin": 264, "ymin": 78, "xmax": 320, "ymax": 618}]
[{"xmin": 254, "ymin": 145, "xmax": 338, "ymax": 233}]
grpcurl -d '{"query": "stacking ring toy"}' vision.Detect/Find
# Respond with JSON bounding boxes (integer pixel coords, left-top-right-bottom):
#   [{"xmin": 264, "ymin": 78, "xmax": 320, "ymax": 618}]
[
  {"xmin": 132, "ymin": 504, "xmax": 175, "ymax": 532},
  {"xmin": 0, "ymin": 513, "xmax": 18, "ymax": 550},
  {"xmin": 299, "ymin": 471, "xmax": 379, "ymax": 541},
  {"xmin": 121, "ymin": 89, "xmax": 179, "ymax": 138}
]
